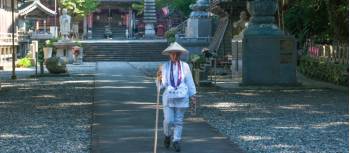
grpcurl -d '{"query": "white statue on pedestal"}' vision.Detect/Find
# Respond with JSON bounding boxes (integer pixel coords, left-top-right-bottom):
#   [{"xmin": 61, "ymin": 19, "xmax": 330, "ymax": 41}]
[{"xmin": 60, "ymin": 9, "xmax": 71, "ymax": 40}]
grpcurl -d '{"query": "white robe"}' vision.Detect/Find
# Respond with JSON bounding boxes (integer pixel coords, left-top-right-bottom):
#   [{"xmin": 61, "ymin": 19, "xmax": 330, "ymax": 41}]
[{"xmin": 159, "ymin": 60, "xmax": 196, "ymax": 108}]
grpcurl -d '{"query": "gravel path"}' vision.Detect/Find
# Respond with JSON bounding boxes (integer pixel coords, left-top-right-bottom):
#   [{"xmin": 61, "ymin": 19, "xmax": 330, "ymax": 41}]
[
  {"xmin": 2, "ymin": 61, "xmax": 346, "ymax": 153},
  {"xmin": 0, "ymin": 67, "xmax": 95, "ymax": 152},
  {"xmin": 124, "ymin": 62, "xmax": 349, "ymax": 153},
  {"xmin": 198, "ymin": 87, "xmax": 349, "ymax": 153}
]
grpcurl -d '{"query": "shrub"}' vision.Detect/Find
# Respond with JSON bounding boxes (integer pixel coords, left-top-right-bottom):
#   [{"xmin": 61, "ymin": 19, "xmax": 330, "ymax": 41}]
[
  {"xmin": 165, "ymin": 28, "xmax": 176, "ymax": 43},
  {"xmin": 46, "ymin": 57, "xmax": 67, "ymax": 74},
  {"xmin": 298, "ymin": 56, "xmax": 348, "ymax": 86},
  {"xmin": 16, "ymin": 57, "xmax": 33, "ymax": 68},
  {"xmin": 189, "ymin": 54, "xmax": 205, "ymax": 69}
]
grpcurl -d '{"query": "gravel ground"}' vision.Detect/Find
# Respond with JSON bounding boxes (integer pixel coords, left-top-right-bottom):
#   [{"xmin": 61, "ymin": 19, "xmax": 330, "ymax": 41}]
[
  {"xmin": 120, "ymin": 62, "xmax": 349, "ymax": 153},
  {"xmin": 0, "ymin": 66, "xmax": 95, "ymax": 153},
  {"xmin": 198, "ymin": 86, "xmax": 349, "ymax": 153}
]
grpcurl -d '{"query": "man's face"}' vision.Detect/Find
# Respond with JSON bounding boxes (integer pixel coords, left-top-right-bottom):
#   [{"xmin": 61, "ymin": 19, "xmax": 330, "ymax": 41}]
[{"xmin": 169, "ymin": 52, "xmax": 181, "ymax": 62}]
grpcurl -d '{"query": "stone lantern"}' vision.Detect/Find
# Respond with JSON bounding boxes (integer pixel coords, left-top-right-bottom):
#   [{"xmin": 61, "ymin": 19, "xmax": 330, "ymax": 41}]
[{"xmin": 186, "ymin": 0, "xmax": 211, "ymax": 38}]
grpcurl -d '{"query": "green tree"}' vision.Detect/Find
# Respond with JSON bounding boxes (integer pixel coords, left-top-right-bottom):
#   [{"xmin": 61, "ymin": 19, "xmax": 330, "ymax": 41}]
[
  {"xmin": 324, "ymin": 0, "xmax": 348, "ymax": 42},
  {"xmin": 284, "ymin": 0, "xmax": 348, "ymax": 43},
  {"xmin": 60, "ymin": 0, "xmax": 99, "ymax": 21},
  {"xmin": 132, "ymin": 0, "xmax": 196, "ymax": 18}
]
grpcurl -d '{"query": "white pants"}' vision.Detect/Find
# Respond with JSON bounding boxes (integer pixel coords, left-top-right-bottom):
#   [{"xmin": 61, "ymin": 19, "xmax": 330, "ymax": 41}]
[{"xmin": 163, "ymin": 107, "xmax": 187, "ymax": 142}]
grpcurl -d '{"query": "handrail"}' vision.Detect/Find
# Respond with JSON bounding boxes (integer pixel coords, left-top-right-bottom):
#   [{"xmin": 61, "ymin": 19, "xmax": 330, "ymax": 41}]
[
  {"xmin": 173, "ymin": 19, "xmax": 188, "ymax": 35},
  {"xmin": 208, "ymin": 17, "xmax": 229, "ymax": 52}
]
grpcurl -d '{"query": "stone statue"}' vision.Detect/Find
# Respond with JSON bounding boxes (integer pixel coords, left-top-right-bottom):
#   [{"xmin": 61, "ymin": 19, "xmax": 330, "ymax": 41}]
[
  {"xmin": 233, "ymin": 11, "xmax": 249, "ymax": 39},
  {"xmin": 60, "ymin": 9, "xmax": 71, "ymax": 40}
]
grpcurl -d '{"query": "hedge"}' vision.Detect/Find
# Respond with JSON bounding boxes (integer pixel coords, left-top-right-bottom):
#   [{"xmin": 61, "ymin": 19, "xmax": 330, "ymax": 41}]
[{"xmin": 298, "ymin": 56, "xmax": 348, "ymax": 86}]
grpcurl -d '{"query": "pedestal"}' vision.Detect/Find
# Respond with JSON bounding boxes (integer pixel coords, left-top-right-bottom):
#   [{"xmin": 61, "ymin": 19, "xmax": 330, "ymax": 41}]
[
  {"xmin": 241, "ymin": 0, "xmax": 298, "ymax": 86},
  {"xmin": 186, "ymin": 18, "xmax": 211, "ymax": 38},
  {"xmin": 145, "ymin": 24, "xmax": 155, "ymax": 38},
  {"xmin": 242, "ymin": 35, "xmax": 297, "ymax": 85},
  {"xmin": 54, "ymin": 41, "xmax": 84, "ymax": 64}
]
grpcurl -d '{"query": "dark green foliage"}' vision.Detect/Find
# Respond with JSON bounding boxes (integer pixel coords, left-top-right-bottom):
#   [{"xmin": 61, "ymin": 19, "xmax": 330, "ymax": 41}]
[
  {"xmin": 189, "ymin": 54, "xmax": 205, "ymax": 69},
  {"xmin": 132, "ymin": 0, "xmax": 196, "ymax": 17},
  {"xmin": 37, "ymin": 44, "xmax": 45, "ymax": 64},
  {"xmin": 46, "ymin": 57, "xmax": 67, "ymax": 74},
  {"xmin": 165, "ymin": 0, "xmax": 196, "ymax": 17},
  {"xmin": 284, "ymin": 0, "xmax": 348, "ymax": 43},
  {"xmin": 298, "ymin": 56, "xmax": 348, "ymax": 86},
  {"xmin": 165, "ymin": 28, "xmax": 176, "ymax": 43},
  {"xmin": 37, "ymin": 43, "xmax": 45, "ymax": 74},
  {"xmin": 45, "ymin": 38, "xmax": 59, "ymax": 48},
  {"xmin": 60, "ymin": 0, "xmax": 99, "ymax": 21}
]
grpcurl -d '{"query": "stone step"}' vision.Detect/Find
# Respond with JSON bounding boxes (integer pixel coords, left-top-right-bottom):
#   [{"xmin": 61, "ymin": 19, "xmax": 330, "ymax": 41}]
[
  {"xmin": 82, "ymin": 41, "xmax": 168, "ymax": 61},
  {"xmin": 92, "ymin": 26, "xmax": 127, "ymax": 39}
]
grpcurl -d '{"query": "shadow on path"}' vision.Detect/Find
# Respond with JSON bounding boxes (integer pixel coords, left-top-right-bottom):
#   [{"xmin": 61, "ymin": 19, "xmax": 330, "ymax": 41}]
[{"xmin": 92, "ymin": 62, "xmax": 244, "ymax": 153}]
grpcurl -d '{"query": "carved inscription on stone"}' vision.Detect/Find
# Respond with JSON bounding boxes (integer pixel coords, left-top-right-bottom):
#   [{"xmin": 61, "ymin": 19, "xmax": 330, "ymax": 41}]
[{"xmin": 280, "ymin": 39, "xmax": 294, "ymax": 64}]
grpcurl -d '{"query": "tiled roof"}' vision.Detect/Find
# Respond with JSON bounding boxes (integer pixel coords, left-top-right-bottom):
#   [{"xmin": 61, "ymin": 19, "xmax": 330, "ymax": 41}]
[{"xmin": 18, "ymin": 0, "xmax": 56, "ymax": 17}]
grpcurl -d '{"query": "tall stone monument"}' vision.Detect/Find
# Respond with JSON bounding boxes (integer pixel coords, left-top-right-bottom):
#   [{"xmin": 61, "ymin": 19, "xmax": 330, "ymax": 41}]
[
  {"xmin": 186, "ymin": 0, "xmax": 211, "ymax": 38},
  {"xmin": 242, "ymin": 0, "xmax": 297, "ymax": 85},
  {"xmin": 143, "ymin": 0, "xmax": 156, "ymax": 38},
  {"xmin": 60, "ymin": 9, "xmax": 71, "ymax": 40}
]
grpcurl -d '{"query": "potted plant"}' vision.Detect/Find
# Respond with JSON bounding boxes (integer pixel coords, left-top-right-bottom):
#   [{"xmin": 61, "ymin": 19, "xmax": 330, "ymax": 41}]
[
  {"xmin": 189, "ymin": 53, "xmax": 206, "ymax": 85},
  {"xmin": 43, "ymin": 39, "xmax": 54, "ymax": 60}
]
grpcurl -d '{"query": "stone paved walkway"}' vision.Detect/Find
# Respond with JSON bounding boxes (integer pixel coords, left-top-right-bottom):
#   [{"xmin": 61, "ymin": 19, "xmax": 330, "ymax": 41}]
[{"xmin": 92, "ymin": 62, "xmax": 244, "ymax": 153}]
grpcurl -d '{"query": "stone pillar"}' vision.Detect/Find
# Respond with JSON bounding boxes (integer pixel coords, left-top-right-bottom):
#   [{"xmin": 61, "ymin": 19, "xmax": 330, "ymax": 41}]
[
  {"xmin": 87, "ymin": 14, "xmax": 93, "ymax": 39},
  {"xmin": 143, "ymin": 0, "xmax": 156, "ymax": 38},
  {"xmin": 83, "ymin": 16, "xmax": 87, "ymax": 39},
  {"xmin": 128, "ymin": 8, "xmax": 133, "ymax": 38},
  {"xmin": 242, "ymin": 0, "xmax": 297, "ymax": 85},
  {"xmin": 186, "ymin": 0, "xmax": 211, "ymax": 38}
]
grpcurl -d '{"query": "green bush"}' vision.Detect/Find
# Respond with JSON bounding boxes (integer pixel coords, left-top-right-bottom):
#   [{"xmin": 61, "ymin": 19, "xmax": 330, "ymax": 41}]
[
  {"xmin": 46, "ymin": 57, "xmax": 67, "ymax": 74},
  {"xmin": 189, "ymin": 54, "xmax": 205, "ymax": 69},
  {"xmin": 16, "ymin": 57, "xmax": 33, "ymax": 68},
  {"xmin": 165, "ymin": 28, "xmax": 176, "ymax": 43},
  {"xmin": 298, "ymin": 56, "xmax": 348, "ymax": 86}
]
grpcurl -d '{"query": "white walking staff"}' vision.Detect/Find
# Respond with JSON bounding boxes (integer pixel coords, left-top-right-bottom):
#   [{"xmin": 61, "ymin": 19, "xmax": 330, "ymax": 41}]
[{"xmin": 153, "ymin": 80, "xmax": 161, "ymax": 153}]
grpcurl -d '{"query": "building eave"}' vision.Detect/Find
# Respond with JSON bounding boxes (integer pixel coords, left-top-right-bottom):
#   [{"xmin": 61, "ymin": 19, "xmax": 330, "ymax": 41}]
[{"xmin": 19, "ymin": 0, "xmax": 56, "ymax": 17}]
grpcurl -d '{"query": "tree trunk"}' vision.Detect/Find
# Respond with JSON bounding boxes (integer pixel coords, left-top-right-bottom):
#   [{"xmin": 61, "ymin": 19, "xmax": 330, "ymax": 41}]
[
  {"xmin": 325, "ymin": 0, "xmax": 348, "ymax": 42},
  {"xmin": 40, "ymin": 62, "xmax": 44, "ymax": 74}
]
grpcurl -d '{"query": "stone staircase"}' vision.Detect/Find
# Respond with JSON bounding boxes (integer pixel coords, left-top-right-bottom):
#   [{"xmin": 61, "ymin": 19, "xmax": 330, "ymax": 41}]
[
  {"xmin": 92, "ymin": 24, "xmax": 126, "ymax": 39},
  {"xmin": 82, "ymin": 41, "xmax": 169, "ymax": 61}
]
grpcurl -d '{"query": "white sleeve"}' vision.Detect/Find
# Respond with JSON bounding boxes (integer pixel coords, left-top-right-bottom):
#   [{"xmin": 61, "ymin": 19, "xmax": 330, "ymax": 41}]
[
  {"xmin": 184, "ymin": 62, "xmax": 196, "ymax": 97},
  {"xmin": 155, "ymin": 63, "xmax": 168, "ymax": 89},
  {"xmin": 160, "ymin": 63, "xmax": 168, "ymax": 89}
]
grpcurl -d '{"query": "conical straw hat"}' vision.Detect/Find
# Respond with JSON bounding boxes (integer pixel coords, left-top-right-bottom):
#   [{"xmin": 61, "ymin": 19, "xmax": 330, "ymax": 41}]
[{"xmin": 162, "ymin": 42, "xmax": 189, "ymax": 55}]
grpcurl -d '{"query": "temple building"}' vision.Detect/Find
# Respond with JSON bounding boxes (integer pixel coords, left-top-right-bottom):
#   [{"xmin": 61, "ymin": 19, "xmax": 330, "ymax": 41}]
[
  {"xmin": 0, "ymin": 0, "xmax": 173, "ymax": 66},
  {"xmin": 88, "ymin": 0, "xmax": 141, "ymax": 39},
  {"xmin": 0, "ymin": 0, "xmax": 19, "ymax": 66}
]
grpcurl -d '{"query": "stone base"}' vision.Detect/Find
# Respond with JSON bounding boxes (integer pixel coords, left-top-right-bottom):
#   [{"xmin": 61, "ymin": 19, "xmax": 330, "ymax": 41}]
[
  {"xmin": 54, "ymin": 41, "xmax": 84, "ymax": 64},
  {"xmin": 144, "ymin": 24, "xmax": 155, "ymax": 38},
  {"xmin": 242, "ymin": 35, "xmax": 297, "ymax": 85},
  {"xmin": 186, "ymin": 18, "xmax": 211, "ymax": 38}
]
